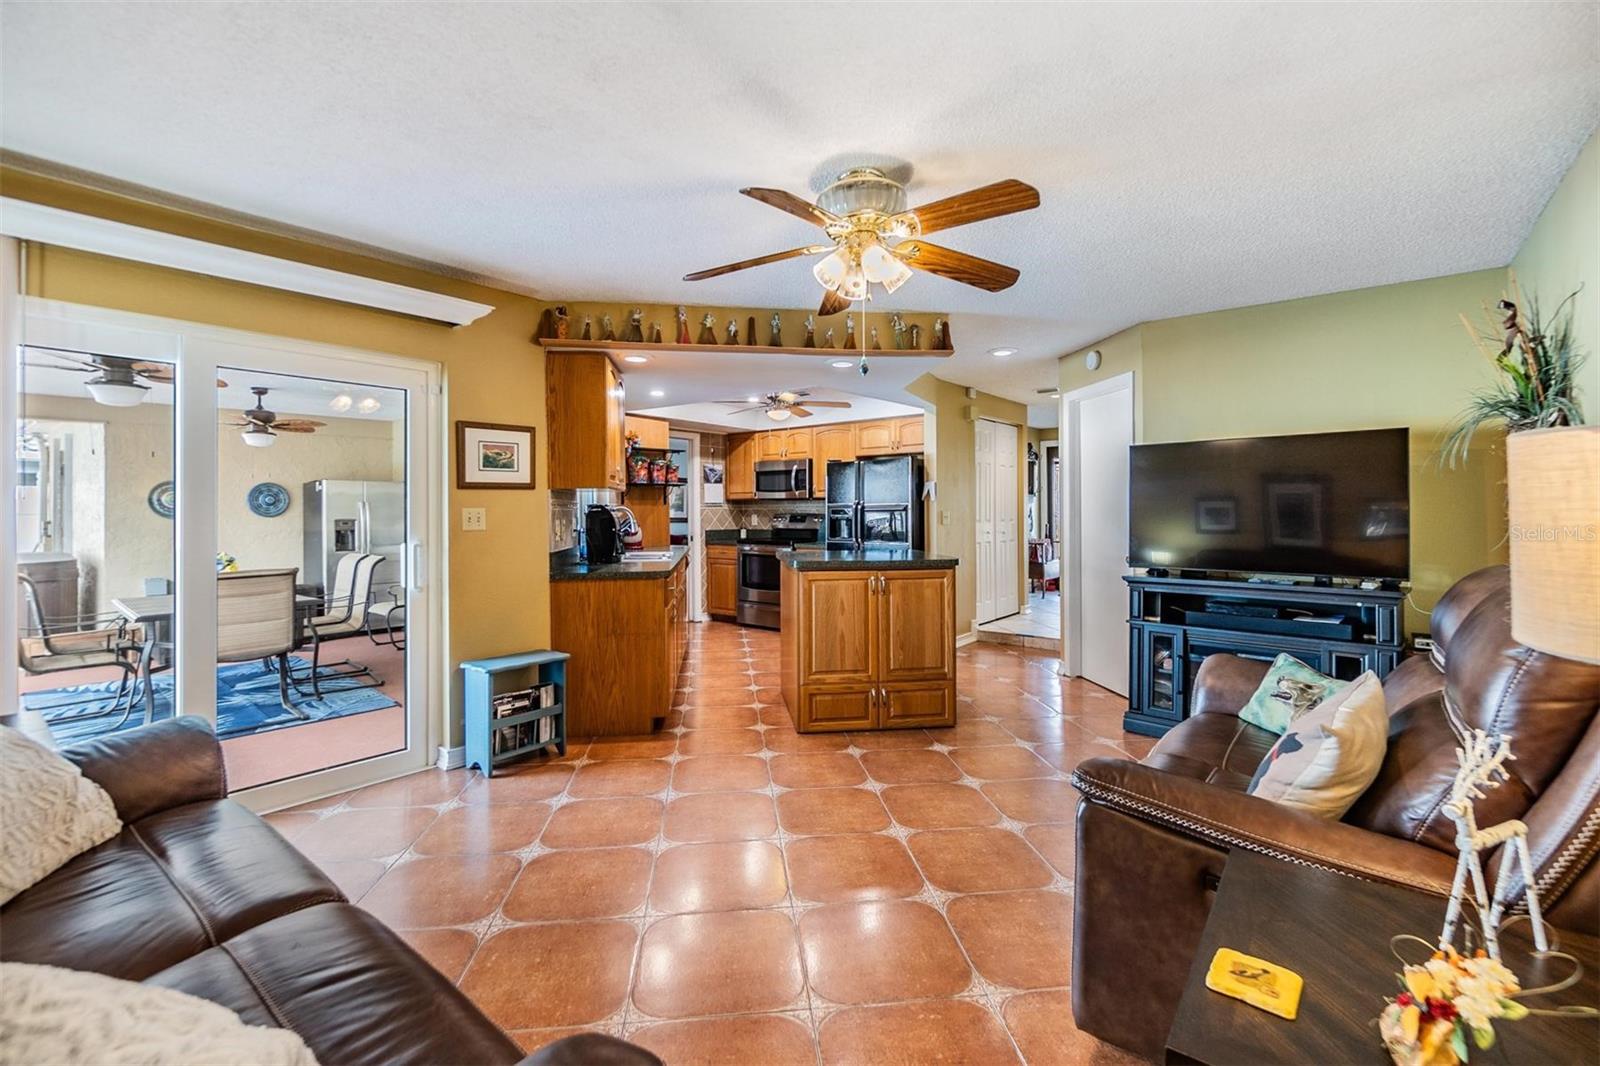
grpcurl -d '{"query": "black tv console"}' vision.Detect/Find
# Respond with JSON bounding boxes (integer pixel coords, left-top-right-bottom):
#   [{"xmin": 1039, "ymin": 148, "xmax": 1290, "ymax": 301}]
[{"xmin": 1124, "ymin": 574, "xmax": 1405, "ymax": 738}]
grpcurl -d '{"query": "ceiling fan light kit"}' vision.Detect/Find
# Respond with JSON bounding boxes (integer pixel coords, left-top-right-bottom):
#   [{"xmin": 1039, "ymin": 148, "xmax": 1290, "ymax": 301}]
[
  {"xmin": 684, "ymin": 166, "xmax": 1039, "ymax": 315},
  {"xmin": 83, "ymin": 377, "xmax": 149, "ymax": 407},
  {"xmin": 240, "ymin": 428, "xmax": 276, "ymax": 448}
]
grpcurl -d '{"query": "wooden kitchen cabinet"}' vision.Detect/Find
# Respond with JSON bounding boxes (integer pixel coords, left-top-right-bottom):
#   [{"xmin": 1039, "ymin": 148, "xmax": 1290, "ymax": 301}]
[
  {"xmin": 757, "ymin": 432, "xmax": 786, "ymax": 460},
  {"xmin": 811, "ymin": 424, "xmax": 856, "ymax": 496},
  {"xmin": 547, "ymin": 352, "xmax": 627, "ymax": 490},
  {"xmin": 779, "ymin": 564, "xmax": 956, "ymax": 732},
  {"xmin": 707, "ymin": 544, "xmax": 738, "ymax": 619},
  {"xmin": 782, "ymin": 428, "xmax": 812, "ymax": 458},
  {"xmin": 855, "ymin": 416, "xmax": 925, "ymax": 456},
  {"xmin": 625, "ymin": 414, "xmax": 670, "ymax": 450},
  {"xmin": 726, "ymin": 433, "xmax": 756, "ymax": 499}
]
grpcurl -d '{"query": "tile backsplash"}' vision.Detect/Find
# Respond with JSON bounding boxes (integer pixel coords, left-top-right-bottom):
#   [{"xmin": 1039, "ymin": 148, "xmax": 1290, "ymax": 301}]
[
  {"xmin": 550, "ymin": 488, "xmax": 624, "ymax": 552},
  {"xmin": 703, "ymin": 499, "xmax": 825, "ymax": 531}
]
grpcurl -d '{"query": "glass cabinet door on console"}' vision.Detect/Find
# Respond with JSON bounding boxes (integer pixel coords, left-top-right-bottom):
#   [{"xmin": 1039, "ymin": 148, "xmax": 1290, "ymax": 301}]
[{"xmin": 1141, "ymin": 625, "xmax": 1184, "ymax": 723}]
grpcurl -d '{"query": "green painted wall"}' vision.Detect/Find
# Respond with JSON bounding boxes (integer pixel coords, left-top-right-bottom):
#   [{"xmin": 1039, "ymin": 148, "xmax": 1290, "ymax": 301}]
[
  {"xmin": 1512, "ymin": 129, "xmax": 1598, "ymax": 414},
  {"xmin": 1060, "ymin": 270, "xmax": 1510, "ymax": 632}
]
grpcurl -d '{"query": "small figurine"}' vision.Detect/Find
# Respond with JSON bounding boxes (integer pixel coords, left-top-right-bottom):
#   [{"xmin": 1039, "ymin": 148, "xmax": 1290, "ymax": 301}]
[
  {"xmin": 648, "ymin": 321, "xmax": 663, "ymax": 344},
  {"xmin": 675, "ymin": 306, "xmax": 691, "ymax": 345},
  {"xmin": 909, "ymin": 323, "xmax": 922, "ymax": 349},
  {"xmin": 890, "ymin": 313, "xmax": 906, "ymax": 350},
  {"xmin": 870, "ymin": 326, "xmax": 881, "ymax": 350},
  {"xmin": 746, "ymin": 316, "xmax": 758, "ymax": 346},
  {"xmin": 802, "ymin": 314, "xmax": 816, "ymax": 348},
  {"xmin": 822, "ymin": 327, "xmax": 835, "ymax": 349},
  {"xmin": 698, "ymin": 312, "xmax": 718, "ymax": 345},
  {"xmin": 843, "ymin": 313, "xmax": 857, "ymax": 350},
  {"xmin": 936, "ymin": 318, "xmax": 953, "ymax": 350},
  {"xmin": 726, "ymin": 317, "xmax": 739, "ymax": 343},
  {"xmin": 600, "ymin": 314, "xmax": 616, "ymax": 342},
  {"xmin": 769, "ymin": 312, "xmax": 783, "ymax": 347},
  {"xmin": 623, "ymin": 308, "xmax": 644, "ymax": 343},
  {"xmin": 554, "ymin": 305, "xmax": 569, "ymax": 340},
  {"xmin": 581, "ymin": 314, "xmax": 593, "ymax": 341}
]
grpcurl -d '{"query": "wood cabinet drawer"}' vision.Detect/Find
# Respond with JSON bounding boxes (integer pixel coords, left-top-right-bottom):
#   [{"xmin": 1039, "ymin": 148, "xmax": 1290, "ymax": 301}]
[
  {"xmin": 880, "ymin": 683, "xmax": 955, "ymax": 728},
  {"xmin": 798, "ymin": 686, "xmax": 875, "ymax": 731}
]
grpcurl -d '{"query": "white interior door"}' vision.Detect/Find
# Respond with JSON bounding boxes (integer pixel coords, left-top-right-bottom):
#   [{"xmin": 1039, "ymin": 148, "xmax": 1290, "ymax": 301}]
[
  {"xmin": 974, "ymin": 418, "xmax": 996, "ymax": 624},
  {"xmin": 994, "ymin": 420, "xmax": 1020, "ymax": 618},
  {"xmin": 1061, "ymin": 373, "xmax": 1134, "ymax": 694}
]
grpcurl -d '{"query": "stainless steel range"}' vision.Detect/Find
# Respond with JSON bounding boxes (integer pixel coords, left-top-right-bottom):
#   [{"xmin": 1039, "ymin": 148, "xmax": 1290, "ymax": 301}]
[{"xmin": 736, "ymin": 513, "xmax": 822, "ymax": 629}]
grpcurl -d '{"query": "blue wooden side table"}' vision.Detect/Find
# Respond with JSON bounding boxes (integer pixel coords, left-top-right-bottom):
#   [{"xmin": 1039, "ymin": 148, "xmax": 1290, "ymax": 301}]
[{"xmin": 461, "ymin": 650, "xmax": 569, "ymax": 776}]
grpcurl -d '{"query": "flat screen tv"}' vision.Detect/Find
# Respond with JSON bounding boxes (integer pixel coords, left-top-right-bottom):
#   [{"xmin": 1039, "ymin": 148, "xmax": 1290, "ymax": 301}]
[{"xmin": 1129, "ymin": 428, "xmax": 1410, "ymax": 580}]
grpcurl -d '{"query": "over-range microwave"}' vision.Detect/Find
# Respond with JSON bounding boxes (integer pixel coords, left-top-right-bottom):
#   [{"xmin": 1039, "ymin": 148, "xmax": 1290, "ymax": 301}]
[{"xmin": 754, "ymin": 459, "xmax": 812, "ymax": 499}]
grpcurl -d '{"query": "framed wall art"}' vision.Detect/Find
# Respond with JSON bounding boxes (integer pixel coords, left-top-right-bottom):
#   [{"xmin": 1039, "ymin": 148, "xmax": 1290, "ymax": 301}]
[{"xmin": 456, "ymin": 421, "xmax": 535, "ymax": 489}]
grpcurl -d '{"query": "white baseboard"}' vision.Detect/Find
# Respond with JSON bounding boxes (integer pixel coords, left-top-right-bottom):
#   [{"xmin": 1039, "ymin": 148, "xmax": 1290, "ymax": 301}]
[
  {"xmin": 956, "ymin": 630, "xmax": 978, "ymax": 648},
  {"xmin": 436, "ymin": 745, "xmax": 465, "ymax": 771}
]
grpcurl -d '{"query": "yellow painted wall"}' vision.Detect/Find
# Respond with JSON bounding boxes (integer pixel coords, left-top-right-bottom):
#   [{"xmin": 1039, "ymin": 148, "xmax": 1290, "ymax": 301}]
[
  {"xmin": 4, "ymin": 167, "xmax": 550, "ymax": 747},
  {"xmin": 1059, "ymin": 270, "xmax": 1510, "ymax": 631},
  {"xmin": 906, "ymin": 374, "xmax": 1029, "ymax": 637},
  {"xmin": 1512, "ymin": 129, "xmax": 1598, "ymax": 412}
]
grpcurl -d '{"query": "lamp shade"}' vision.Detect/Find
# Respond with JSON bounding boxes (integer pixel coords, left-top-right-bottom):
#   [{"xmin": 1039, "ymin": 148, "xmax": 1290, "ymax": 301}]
[{"xmin": 1506, "ymin": 425, "xmax": 1600, "ymax": 664}]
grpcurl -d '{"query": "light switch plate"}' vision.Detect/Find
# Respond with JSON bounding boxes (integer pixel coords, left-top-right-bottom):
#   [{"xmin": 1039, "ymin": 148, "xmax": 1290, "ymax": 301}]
[{"xmin": 462, "ymin": 507, "xmax": 487, "ymax": 531}]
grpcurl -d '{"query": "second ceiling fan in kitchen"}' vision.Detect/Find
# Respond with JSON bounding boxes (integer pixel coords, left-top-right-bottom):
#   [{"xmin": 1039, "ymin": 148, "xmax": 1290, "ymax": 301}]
[
  {"xmin": 683, "ymin": 167, "xmax": 1040, "ymax": 315},
  {"xmin": 716, "ymin": 390, "xmax": 851, "ymax": 422}
]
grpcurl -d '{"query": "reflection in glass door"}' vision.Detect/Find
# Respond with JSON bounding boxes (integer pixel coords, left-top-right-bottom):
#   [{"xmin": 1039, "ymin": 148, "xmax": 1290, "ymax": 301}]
[
  {"xmin": 14, "ymin": 346, "xmax": 179, "ymax": 743},
  {"xmin": 215, "ymin": 367, "xmax": 410, "ymax": 790}
]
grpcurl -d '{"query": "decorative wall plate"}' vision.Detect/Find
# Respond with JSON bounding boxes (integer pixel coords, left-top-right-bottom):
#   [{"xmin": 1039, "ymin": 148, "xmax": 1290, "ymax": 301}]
[
  {"xmin": 247, "ymin": 482, "xmax": 291, "ymax": 518},
  {"xmin": 147, "ymin": 480, "xmax": 176, "ymax": 519}
]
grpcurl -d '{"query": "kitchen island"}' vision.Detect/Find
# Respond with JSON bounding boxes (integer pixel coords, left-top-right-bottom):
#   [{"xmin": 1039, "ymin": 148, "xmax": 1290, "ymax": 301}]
[
  {"xmin": 550, "ymin": 546, "xmax": 689, "ymax": 736},
  {"xmin": 777, "ymin": 549, "xmax": 959, "ymax": 732}
]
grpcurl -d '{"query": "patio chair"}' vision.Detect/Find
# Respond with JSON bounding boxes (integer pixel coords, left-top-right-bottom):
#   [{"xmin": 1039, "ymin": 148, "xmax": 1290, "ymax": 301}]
[
  {"xmin": 298, "ymin": 552, "xmax": 384, "ymax": 698},
  {"xmin": 218, "ymin": 568, "xmax": 304, "ymax": 717},
  {"xmin": 16, "ymin": 574, "xmax": 141, "ymax": 725},
  {"xmin": 365, "ymin": 581, "xmax": 406, "ymax": 651}
]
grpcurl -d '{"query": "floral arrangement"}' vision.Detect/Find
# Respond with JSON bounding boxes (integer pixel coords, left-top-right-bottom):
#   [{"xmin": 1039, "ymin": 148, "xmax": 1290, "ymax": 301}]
[
  {"xmin": 216, "ymin": 552, "xmax": 239, "ymax": 573},
  {"xmin": 624, "ymin": 429, "xmax": 641, "ymax": 453},
  {"xmin": 1379, "ymin": 947, "xmax": 1526, "ymax": 1065}
]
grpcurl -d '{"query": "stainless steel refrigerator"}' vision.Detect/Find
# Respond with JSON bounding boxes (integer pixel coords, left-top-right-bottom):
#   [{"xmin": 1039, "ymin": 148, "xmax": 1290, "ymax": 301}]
[
  {"xmin": 825, "ymin": 455, "xmax": 925, "ymax": 551},
  {"xmin": 302, "ymin": 480, "xmax": 406, "ymax": 596}
]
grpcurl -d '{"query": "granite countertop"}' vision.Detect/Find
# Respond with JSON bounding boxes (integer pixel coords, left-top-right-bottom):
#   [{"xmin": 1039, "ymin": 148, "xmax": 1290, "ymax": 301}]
[
  {"xmin": 705, "ymin": 529, "xmax": 824, "ymax": 546},
  {"xmin": 779, "ymin": 548, "xmax": 959, "ymax": 571},
  {"xmin": 550, "ymin": 545, "xmax": 688, "ymax": 581}
]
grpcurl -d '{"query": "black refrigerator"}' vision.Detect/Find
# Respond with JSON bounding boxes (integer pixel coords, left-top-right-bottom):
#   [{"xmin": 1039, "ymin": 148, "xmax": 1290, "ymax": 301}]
[{"xmin": 825, "ymin": 455, "xmax": 925, "ymax": 551}]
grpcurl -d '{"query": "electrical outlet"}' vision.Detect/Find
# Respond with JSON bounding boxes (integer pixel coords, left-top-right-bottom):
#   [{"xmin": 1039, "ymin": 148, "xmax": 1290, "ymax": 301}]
[{"xmin": 462, "ymin": 507, "xmax": 487, "ymax": 531}]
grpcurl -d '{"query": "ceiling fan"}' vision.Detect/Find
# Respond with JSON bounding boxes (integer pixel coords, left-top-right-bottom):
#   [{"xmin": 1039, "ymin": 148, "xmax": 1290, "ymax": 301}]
[
  {"xmin": 224, "ymin": 387, "xmax": 326, "ymax": 448},
  {"xmin": 716, "ymin": 390, "xmax": 851, "ymax": 422},
  {"xmin": 684, "ymin": 168, "xmax": 1040, "ymax": 316},
  {"xmin": 22, "ymin": 347, "xmax": 226, "ymax": 407}
]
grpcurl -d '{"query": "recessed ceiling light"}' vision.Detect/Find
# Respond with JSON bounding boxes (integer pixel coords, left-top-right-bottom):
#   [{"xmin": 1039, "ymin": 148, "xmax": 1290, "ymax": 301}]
[
  {"xmin": 649, "ymin": 389, "xmax": 665, "ymax": 398},
  {"xmin": 623, "ymin": 354, "xmax": 649, "ymax": 364},
  {"xmin": 329, "ymin": 393, "xmax": 353, "ymax": 412},
  {"xmin": 745, "ymin": 395, "xmax": 761, "ymax": 403},
  {"xmin": 989, "ymin": 347, "xmax": 1018, "ymax": 358},
  {"xmin": 830, "ymin": 360, "xmax": 853, "ymax": 369},
  {"xmin": 356, "ymin": 397, "xmax": 381, "ymax": 414}
]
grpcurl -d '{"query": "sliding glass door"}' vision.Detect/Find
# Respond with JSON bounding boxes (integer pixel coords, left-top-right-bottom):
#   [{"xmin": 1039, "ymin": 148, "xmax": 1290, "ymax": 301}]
[{"xmin": 10, "ymin": 297, "xmax": 440, "ymax": 807}]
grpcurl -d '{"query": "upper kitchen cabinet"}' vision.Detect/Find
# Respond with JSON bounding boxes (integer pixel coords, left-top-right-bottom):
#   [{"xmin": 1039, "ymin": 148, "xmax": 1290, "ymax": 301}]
[
  {"xmin": 727, "ymin": 432, "xmax": 756, "ymax": 499},
  {"xmin": 811, "ymin": 424, "xmax": 856, "ymax": 495},
  {"xmin": 547, "ymin": 352, "xmax": 627, "ymax": 490},
  {"xmin": 756, "ymin": 427, "xmax": 811, "ymax": 460},
  {"xmin": 625, "ymin": 414, "xmax": 670, "ymax": 451},
  {"xmin": 855, "ymin": 415, "xmax": 924, "ymax": 455}
]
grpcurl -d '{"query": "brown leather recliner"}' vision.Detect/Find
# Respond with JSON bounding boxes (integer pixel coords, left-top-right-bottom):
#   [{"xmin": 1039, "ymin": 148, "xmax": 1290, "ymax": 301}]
[
  {"xmin": 1069, "ymin": 566, "xmax": 1600, "ymax": 1058},
  {"xmin": 0, "ymin": 717, "xmax": 659, "ymax": 1066}
]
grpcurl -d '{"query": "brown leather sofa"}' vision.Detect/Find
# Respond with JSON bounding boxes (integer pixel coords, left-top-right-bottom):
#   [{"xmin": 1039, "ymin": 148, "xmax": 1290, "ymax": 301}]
[
  {"xmin": 1069, "ymin": 566, "xmax": 1600, "ymax": 1058},
  {"xmin": 0, "ymin": 716, "xmax": 658, "ymax": 1066}
]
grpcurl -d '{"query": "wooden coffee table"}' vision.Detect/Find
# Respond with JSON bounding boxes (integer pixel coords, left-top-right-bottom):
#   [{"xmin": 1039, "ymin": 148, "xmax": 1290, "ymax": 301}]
[{"xmin": 1166, "ymin": 851, "xmax": 1600, "ymax": 1065}]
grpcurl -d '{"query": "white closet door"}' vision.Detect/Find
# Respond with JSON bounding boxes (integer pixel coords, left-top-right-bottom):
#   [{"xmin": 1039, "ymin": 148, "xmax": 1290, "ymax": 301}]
[
  {"xmin": 974, "ymin": 418, "xmax": 996, "ymax": 625},
  {"xmin": 994, "ymin": 421, "xmax": 1020, "ymax": 618}
]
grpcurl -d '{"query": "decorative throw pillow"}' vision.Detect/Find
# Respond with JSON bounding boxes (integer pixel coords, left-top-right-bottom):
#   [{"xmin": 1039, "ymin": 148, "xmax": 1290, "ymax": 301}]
[
  {"xmin": 1248, "ymin": 672, "xmax": 1388, "ymax": 819},
  {"xmin": 1238, "ymin": 654, "xmax": 1345, "ymax": 735},
  {"xmin": 0, "ymin": 962, "xmax": 319, "ymax": 1065},
  {"xmin": 0, "ymin": 727, "xmax": 122, "ymax": 905}
]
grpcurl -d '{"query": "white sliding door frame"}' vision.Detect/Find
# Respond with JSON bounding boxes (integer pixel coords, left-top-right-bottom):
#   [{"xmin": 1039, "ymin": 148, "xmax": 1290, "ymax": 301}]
[
  {"xmin": 1058, "ymin": 371, "xmax": 1135, "ymax": 681},
  {"xmin": 10, "ymin": 297, "xmax": 446, "ymax": 809}
]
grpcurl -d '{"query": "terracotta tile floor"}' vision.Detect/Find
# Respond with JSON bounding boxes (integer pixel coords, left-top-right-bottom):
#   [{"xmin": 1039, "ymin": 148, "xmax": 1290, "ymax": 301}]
[{"xmin": 270, "ymin": 622, "xmax": 1156, "ymax": 1065}]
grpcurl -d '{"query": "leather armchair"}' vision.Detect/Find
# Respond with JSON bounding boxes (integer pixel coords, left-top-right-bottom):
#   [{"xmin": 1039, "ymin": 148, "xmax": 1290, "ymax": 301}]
[
  {"xmin": 0, "ymin": 717, "xmax": 660, "ymax": 1066},
  {"xmin": 1069, "ymin": 566, "xmax": 1600, "ymax": 1058}
]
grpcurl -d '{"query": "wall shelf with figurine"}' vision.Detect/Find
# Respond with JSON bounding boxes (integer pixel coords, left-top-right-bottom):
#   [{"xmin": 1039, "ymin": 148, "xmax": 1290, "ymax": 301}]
[{"xmin": 538, "ymin": 337, "xmax": 953, "ymax": 359}]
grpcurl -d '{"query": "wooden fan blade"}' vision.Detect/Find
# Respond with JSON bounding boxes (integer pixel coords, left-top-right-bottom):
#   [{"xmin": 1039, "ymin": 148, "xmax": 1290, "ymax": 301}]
[
  {"xmin": 818, "ymin": 288, "xmax": 850, "ymax": 317},
  {"xmin": 789, "ymin": 406, "xmax": 815, "ymax": 418},
  {"xmin": 683, "ymin": 245, "xmax": 829, "ymax": 282},
  {"xmin": 895, "ymin": 179, "xmax": 1040, "ymax": 237},
  {"xmin": 798, "ymin": 400, "xmax": 852, "ymax": 408},
  {"xmin": 740, "ymin": 187, "xmax": 838, "ymax": 228},
  {"xmin": 271, "ymin": 419, "xmax": 325, "ymax": 432},
  {"xmin": 893, "ymin": 240, "xmax": 1021, "ymax": 292},
  {"xmin": 130, "ymin": 362, "xmax": 227, "ymax": 387}
]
